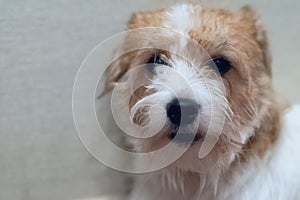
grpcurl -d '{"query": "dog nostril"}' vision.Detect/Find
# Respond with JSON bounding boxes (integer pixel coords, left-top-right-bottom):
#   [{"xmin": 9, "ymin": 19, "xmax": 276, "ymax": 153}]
[{"xmin": 166, "ymin": 98, "xmax": 199, "ymax": 126}]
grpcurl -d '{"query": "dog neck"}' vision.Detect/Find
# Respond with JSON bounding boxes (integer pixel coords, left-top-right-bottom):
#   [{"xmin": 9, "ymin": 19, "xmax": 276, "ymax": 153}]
[{"xmin": 150, "ymin": 101, "xmax": 285, "ymax": 199}]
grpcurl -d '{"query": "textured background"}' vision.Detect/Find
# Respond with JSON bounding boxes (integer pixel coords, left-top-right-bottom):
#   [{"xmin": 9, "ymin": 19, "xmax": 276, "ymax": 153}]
[{"xmin": 0, "ymin": 0, "xmax": 299, "ymax": 200}]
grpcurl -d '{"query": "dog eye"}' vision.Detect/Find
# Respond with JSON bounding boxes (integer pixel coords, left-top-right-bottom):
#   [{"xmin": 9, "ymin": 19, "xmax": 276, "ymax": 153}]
[
  {"xmin": 210, "ymin": 57, "xmax": 231, "ymax": 75},
  {"xmin": 147, "ymin": 55, "xmax": 169, "ymax": 66}
]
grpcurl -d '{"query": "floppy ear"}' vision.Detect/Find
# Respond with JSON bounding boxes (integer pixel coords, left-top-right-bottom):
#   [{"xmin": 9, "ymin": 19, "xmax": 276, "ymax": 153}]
[
  {"xmin": 101, "ymin": 51, "xmax": 132, "ymax": 97},
  {"xmin": 101, "ymin": 10, "xmax": 164, "ymax": 96},
  {"xmin": 101, "ymin": 13, "xmax": 141, "ymax": 97},
  {"xmin": 238, "ymin": 6, "xmax": 272, "ymax": 76}
]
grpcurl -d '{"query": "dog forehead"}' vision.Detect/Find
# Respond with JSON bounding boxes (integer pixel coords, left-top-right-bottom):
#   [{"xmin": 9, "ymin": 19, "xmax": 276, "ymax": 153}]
[
  {"xmin": 163, "ymin": 4, "xmax": 202, "ymax": 34},
  {"xmin": 162, "ymin": 4, "xmax": 235, "ymax": 50}
]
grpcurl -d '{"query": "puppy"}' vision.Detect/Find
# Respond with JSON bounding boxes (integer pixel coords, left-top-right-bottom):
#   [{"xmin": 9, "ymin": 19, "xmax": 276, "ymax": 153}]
[{"xmin": 103, "ymin": 3, "xmax": 300, "ymax": 200}]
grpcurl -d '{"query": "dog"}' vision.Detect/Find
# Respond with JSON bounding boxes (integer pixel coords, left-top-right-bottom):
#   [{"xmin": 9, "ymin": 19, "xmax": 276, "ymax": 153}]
[{"xmin": 102, "ymin": 3, "xmax": 300, "ymax": 200}]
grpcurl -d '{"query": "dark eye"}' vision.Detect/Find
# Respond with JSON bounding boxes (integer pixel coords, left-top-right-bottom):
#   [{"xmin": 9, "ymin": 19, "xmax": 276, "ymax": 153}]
[
  {"xmin": 210, "ymin": 57, "xmax": 231, "ymax": 75},
  {"xmin": 147, "ymin": 55, "xmax": 169, "ymax": 66},
  {"xmin": 146, "ymin": 55, "xmax": 169, "ymax": 73}
]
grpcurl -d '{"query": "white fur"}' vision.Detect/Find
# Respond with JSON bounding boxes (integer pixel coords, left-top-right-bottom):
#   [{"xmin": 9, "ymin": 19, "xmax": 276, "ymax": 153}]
[
  {"xmin": 130, "ymin": 55, "xmax": 229, "ymax": 142},
  {"xmin": 221, "ymin": 105, "xmax": 300, "ymax": 200},
  {"xmin": 164, "ymin": 4, "xmax": 202, "ymax": 34},
  {"xmin": 128, "ymin": 105, "xmax": 300, "ymax": 200},
  {"xmin": 163, "ymin": 4, "xmax": 202, "ymax": 51}
]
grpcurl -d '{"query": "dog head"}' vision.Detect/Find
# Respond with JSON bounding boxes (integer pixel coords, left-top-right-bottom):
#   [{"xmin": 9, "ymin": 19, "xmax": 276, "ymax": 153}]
[{"xmin": 103, "ymin": 4, "xmax": 278, "ymax": 175}]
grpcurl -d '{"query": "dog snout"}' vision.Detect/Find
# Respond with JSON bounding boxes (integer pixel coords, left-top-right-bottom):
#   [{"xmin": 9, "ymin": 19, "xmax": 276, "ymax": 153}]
[{"xmin": 166, "ymin": 98, "xmax": 199, "ymax": 126}]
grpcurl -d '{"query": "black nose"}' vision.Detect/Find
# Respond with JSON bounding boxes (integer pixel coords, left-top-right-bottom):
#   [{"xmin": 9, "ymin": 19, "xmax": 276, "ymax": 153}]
[{"xmin": 166, "ymin": 98, "xmax": 199, "ymax": 126}]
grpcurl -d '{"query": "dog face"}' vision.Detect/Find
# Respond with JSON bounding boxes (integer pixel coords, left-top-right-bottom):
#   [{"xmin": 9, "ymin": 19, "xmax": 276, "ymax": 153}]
[{"xmin": 104, "ymin": 4, "xmax": 276, "ymax": 173}]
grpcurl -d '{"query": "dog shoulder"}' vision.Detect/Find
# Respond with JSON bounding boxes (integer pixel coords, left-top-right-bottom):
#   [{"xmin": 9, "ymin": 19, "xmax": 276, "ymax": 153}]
[
  {"xmin": 229, "ymin": 105, "xmax": 300, "ymax": 200},
  {"xmin": 269, "ymin": 104, "xmax": 300, "ymax": 198}
]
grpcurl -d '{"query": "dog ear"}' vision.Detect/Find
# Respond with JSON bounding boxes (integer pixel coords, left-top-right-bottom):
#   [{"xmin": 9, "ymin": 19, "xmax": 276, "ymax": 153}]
[
  {"xmin": 101, "ymin": 11, "xmax": 164, "ymax": 97},
  {"xmin": 238, "ymin": 6, "xmax": 272, "ymax": 76},
  {"xmin": 255, "ymin": 20, "xmax": 272, "ymax": 77},
  {"xmin": 127, "ymin": 10, "xmax": 164, "ymax": 29},
  {"xmin": 101, "ymin": 51, "xmax": 131, "ymax": 97}
]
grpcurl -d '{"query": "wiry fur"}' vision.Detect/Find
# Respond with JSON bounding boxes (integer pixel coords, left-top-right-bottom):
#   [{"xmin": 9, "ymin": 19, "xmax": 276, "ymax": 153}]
[{"xmin": 103, "ymin": 3, "xmax": 300, "ymax": 200}]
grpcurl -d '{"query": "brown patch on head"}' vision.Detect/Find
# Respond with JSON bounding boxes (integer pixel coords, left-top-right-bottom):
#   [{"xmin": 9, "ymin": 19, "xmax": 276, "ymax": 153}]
[
  {"xmin": 177, "ymin": 5, "xmax": 281, "ymax": 161},
  {"xmin": 237, "ymin": 6, "xmax": 272, "ymax": 76}
]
